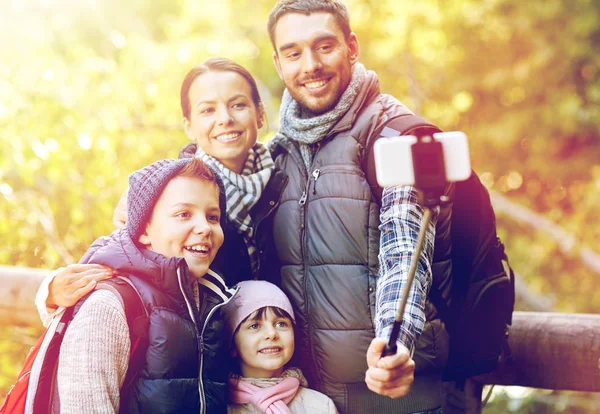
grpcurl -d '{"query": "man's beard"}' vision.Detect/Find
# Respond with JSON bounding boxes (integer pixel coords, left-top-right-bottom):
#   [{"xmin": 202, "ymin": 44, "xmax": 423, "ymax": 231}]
[{"xmin": 288, "ymin": 78, "xmax": 344, "ymax": 117}]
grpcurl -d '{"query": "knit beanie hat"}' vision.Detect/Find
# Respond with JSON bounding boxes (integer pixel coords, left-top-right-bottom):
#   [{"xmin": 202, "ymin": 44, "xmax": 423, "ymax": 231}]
[
  {"xmin": 126, "ymin": 158, "xmax": 226, "ymax": 241},
  {"xmin": 223, "ymin": 281, "xmax": 295, "ymax": 340}
]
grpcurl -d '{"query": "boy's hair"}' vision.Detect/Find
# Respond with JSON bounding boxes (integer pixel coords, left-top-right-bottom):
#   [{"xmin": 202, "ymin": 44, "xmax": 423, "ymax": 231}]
[
  {"xmin": 267, "ymin": 0, "xmax": 352, "ymax": 51},
  {"xmin": 126, "ymin": 157, "xmax": 224, "ymax": 240},
  {"xmin": 177, "ymin": 156, "xmax": 218, "ymax": 181},
  {"xmin": 180, "ymin": 57, "xmax": 264, "ymax": 122}
]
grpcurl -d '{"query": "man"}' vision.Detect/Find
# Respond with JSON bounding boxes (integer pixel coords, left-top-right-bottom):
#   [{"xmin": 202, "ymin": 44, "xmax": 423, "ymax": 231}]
[{"xmin": 266, "ymin": 1, "xmax": 450, "ymax": 413}]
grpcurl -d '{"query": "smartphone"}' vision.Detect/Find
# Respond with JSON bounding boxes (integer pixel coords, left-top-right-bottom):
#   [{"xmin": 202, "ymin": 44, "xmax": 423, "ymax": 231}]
[{"xmin": 373, "ymin": 131, "xmax": 471, "ymax": 188}]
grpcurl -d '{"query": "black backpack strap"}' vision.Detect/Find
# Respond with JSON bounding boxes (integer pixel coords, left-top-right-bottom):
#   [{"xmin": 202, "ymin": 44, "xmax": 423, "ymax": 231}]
[
  {"xmin": 32, "ymin": 307, "xmax": 76, "ymax": 413},
  {"xmin": 363, "ymin": 113, "xmax": 442, "ymax": 202},
  {"xmin": 32, "ymin": 277, "xmax": 149, "ymax": 414},
  {"xmin": 97, "ymin": 277, "xmax": 149, "ymax": 390}
]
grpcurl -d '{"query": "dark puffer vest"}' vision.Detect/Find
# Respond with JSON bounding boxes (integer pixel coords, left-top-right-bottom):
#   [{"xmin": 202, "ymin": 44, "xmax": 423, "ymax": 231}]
[
  {"xmin": 79, "ymin": 229, "xmax": 235, "ymax": 414},
  {"xmin": 270, "ymin": 73, "xmax": 453, "ymax": 413}
]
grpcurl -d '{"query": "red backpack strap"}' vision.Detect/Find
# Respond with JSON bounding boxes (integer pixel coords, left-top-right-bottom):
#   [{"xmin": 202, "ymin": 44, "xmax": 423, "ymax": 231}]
[{"xmin": 0, "ymin": 330, "xmax": 52, "ymax": 414}]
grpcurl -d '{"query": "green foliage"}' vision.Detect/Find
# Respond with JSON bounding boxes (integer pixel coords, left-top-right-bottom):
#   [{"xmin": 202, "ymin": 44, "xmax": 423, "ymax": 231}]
[{"xmin": 1, "ymin": 0, "xmax": 598, "ymax": 410}]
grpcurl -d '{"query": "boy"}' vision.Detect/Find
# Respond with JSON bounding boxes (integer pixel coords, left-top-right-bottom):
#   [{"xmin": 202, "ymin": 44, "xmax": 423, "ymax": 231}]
[{"xmin": 50, "ymin": 158, "xmax": 234, "ymax": 413}]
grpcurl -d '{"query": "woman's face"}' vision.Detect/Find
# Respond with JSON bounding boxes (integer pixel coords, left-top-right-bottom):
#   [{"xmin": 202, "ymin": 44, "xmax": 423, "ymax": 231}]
[{"xmin": 184, "ymin": 71, "xmax": 263, "ymax": 174}]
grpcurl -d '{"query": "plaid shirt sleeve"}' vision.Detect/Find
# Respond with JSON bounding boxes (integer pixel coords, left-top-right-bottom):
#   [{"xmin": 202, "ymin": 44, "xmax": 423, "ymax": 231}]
[{"xmin": 375, "ymin": 185, "xmax": 438, "ymax": 354}]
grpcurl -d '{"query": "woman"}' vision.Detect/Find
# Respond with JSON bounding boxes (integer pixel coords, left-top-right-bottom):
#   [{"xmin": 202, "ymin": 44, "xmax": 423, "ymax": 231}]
[
  {"xmin": 37, "ymin": 57, "xmax": 285, "ymax": 326},
  {"xmin": 177, "ymin": 58, "xmax": 285, "ymax": 287}
]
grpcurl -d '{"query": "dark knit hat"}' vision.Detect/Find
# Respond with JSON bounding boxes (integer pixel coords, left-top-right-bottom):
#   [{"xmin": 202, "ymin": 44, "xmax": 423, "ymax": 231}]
[{"xmin": 126, "ymin": 158, "xmax": 225, "ymax": 241}]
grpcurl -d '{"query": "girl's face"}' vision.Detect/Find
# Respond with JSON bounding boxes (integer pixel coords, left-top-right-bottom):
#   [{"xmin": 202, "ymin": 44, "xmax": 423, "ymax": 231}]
[
  {"xmin": 184, "ymin": 71, "xmax": 263, "ymax": 174},
  {"xmin": 233, "ymin": 307, "xmax": 294, "ymax": 378}
]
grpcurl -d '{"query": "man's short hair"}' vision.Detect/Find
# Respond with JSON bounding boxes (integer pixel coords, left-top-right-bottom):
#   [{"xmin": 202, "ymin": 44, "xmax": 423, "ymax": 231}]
[{"xmin": 267, "ymin": 0, "xmax": 352, "ymax": 51}]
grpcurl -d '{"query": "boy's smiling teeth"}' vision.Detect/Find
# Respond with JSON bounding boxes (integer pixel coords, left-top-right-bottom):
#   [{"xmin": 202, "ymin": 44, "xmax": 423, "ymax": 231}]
[
  {"xmin": 216, "ymin": 132, "xmax": 241, "ymax": 142},
  {"xmin": 305, "ymin": 80, "xmax": 327, "ymax": 89},
  {"xmin": 185, "ymin": 245, "xmax": 209, "ymax": 253}
]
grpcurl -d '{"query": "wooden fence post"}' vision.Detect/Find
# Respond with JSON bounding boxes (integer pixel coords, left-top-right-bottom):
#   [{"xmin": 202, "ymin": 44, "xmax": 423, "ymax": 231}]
[{"xmin": 0, "ymin": 265, "xmax": 48, "ymax": 328}]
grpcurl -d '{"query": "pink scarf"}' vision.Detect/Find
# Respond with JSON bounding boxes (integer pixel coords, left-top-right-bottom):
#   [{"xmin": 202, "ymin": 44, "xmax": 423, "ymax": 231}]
[{"xmin": 229, "ymin": 376, "xmax": 300, "ymax": 414}]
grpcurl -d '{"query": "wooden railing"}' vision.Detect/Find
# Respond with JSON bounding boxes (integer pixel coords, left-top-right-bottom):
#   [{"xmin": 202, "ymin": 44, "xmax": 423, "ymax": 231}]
[
  {"xmin": 461, "ymin": 312, "xmax": 600, "ymax": 413},
  {"xmin": 2, "ymin": 265, "xmax": 599, "ymax": 413}
]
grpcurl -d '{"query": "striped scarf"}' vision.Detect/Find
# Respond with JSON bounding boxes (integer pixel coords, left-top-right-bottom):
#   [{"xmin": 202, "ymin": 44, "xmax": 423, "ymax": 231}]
[{"xmin": 195, "ymin": 143, "xmax": 274, "ymax": 275}]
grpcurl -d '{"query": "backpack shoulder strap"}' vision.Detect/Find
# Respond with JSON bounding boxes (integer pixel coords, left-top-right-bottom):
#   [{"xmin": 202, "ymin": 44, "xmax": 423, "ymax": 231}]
[
  {"xmin": 363, "ymin": 113, "xmax": 442, "ymax": 202},
  {"xmin": 31, "ymin": 307, "xmax": 76, "ymax": 412},
  {"xmin": 27, "ymin": 277, "xmax": 148, "ymax": 414},
  {"xmin": 97, "ymin": 277, "xmax": 149, "ymax": 390}
]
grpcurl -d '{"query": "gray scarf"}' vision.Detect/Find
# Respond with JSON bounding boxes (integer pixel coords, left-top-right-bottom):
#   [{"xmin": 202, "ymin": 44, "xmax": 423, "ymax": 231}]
[
  {"xmin": 195, "ymin": 143, "xmax": 274, "ymax": 275},
  {"xmin": 277, "ymin": 62, "xmax": 367, "ymax": 169}
]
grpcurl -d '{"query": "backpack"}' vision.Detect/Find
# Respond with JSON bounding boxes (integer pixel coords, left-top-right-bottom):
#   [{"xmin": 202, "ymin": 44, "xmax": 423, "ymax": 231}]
[
  {"xmin": 363, "ymin": 113, "xmax": 515, "ymax": 383},
  {"xmin": 1, "ymin": 276, "xmax": 149, "ymax": 414}
]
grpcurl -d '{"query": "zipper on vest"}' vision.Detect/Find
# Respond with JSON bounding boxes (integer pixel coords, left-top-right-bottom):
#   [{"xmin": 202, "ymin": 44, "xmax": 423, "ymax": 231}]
[
  {"xmin": 178, "ymin": 265, "xmax": 237, "ymax": 414},
  {"xmin": 198, "ymin": 292, "xmax": 235, "ymax": 414},
  {"xmin": 299, "ymin": 168, "xmax": 322, "ymax": 204},
  {"xmin": 298, "ymin": 167, "xmax": 321, "ymax": 389},
  {"xmin": 311, "ymin": 169, "xmax": 321, "ymax": 194},
  {"xmin": 299, "ymin": 183, "xmax": 309, "ymax": 206},
  {"xmin": 176, "ymin": 266, "xmax": 206, "ymax": 414}
]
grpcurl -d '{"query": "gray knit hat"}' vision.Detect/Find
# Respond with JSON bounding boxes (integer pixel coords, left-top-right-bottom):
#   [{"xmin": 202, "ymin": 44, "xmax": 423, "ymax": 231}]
[{"xmin": 126, "ymin": 158, "xmax": 224, "ymax": 241}]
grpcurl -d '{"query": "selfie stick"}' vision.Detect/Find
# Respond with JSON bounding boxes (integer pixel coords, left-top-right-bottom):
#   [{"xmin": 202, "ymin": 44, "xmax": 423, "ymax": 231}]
[
  {"xmin": 380, "ymin": 134, "xmax": 450, "ymax": 358},
  {"xmin": 381, "ymin": 205, "xmax": 433, "ymax": 357}
]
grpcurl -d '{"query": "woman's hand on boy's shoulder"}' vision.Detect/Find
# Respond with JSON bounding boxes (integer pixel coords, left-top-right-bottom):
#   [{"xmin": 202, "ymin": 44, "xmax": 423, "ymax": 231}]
[{"xmin": 47, "ymin": 264, "xmax": 118, "ymax": 308}]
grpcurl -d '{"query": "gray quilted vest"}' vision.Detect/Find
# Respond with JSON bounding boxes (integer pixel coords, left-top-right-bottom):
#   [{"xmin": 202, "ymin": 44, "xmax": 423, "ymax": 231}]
[{"xmin": 272, "ymin": 85, "xmax": 452, "ymax": 413}]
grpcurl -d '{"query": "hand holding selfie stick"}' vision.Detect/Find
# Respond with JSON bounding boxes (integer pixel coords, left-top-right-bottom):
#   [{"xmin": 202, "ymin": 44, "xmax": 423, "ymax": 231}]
[{"xmin": 374, "ymin": 132, "xmax": 470, "ymax": 358}]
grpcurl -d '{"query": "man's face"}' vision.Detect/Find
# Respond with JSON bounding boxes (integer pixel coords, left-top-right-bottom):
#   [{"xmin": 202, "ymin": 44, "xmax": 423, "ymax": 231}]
[
  {"xmin": 139, "ymin": 176, "xmax": 224, "ymax": 278},
  {"xmin": 272, "ymin": 12, "xmax": 359, "ymax": 115}
]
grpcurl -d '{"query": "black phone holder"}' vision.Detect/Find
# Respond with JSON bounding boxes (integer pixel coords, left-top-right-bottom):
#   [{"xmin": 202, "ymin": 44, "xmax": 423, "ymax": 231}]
[{"xmin": 411, "ymin": 136, "xmax": 451, "ymax": 207}]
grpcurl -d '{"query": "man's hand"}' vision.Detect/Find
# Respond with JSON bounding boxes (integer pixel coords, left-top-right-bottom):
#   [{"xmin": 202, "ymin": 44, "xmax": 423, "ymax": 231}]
[
  {"xmin": 365, "ymin": 337, "xmax": 415, "ymax": 398},
  {"xmin": 47, "ymin": 264, "xmax": 118, "ymax": 308},
  {"xmin": 112, "ymin": 189, "xmax": 128, "ymax": 229}
]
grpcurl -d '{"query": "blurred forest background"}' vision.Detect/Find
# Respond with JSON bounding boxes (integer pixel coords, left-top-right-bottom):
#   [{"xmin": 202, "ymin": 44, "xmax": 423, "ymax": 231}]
[{"xmin": 0, "ymin": 0, "xmax": 598, "ymax": 411}]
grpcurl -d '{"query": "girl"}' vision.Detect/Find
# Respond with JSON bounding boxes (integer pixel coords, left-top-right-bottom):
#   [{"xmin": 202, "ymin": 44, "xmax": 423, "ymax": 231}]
[{"xmin": 223, "ymin": 280, "xmax": 337, "ymax": 414}]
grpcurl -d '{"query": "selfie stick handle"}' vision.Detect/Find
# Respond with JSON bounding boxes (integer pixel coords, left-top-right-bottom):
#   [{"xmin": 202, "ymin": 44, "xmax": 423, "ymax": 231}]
[{"xmin": 382, "ymin": 206, "xmax": 433, "ymax": 357}]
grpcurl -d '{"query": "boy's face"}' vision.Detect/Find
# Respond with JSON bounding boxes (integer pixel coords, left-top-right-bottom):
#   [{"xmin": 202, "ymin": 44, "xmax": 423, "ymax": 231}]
[
  {"xmin": 234, "ymin": 308, "xmax": 294, "ymax": 378},
  {"xmin": 272, "ymin": 12, "xmax": 359, "ymax": 115},
  {"xmin": 139, "ymin": 176, "xmax": 224, "ymax": 278}
]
